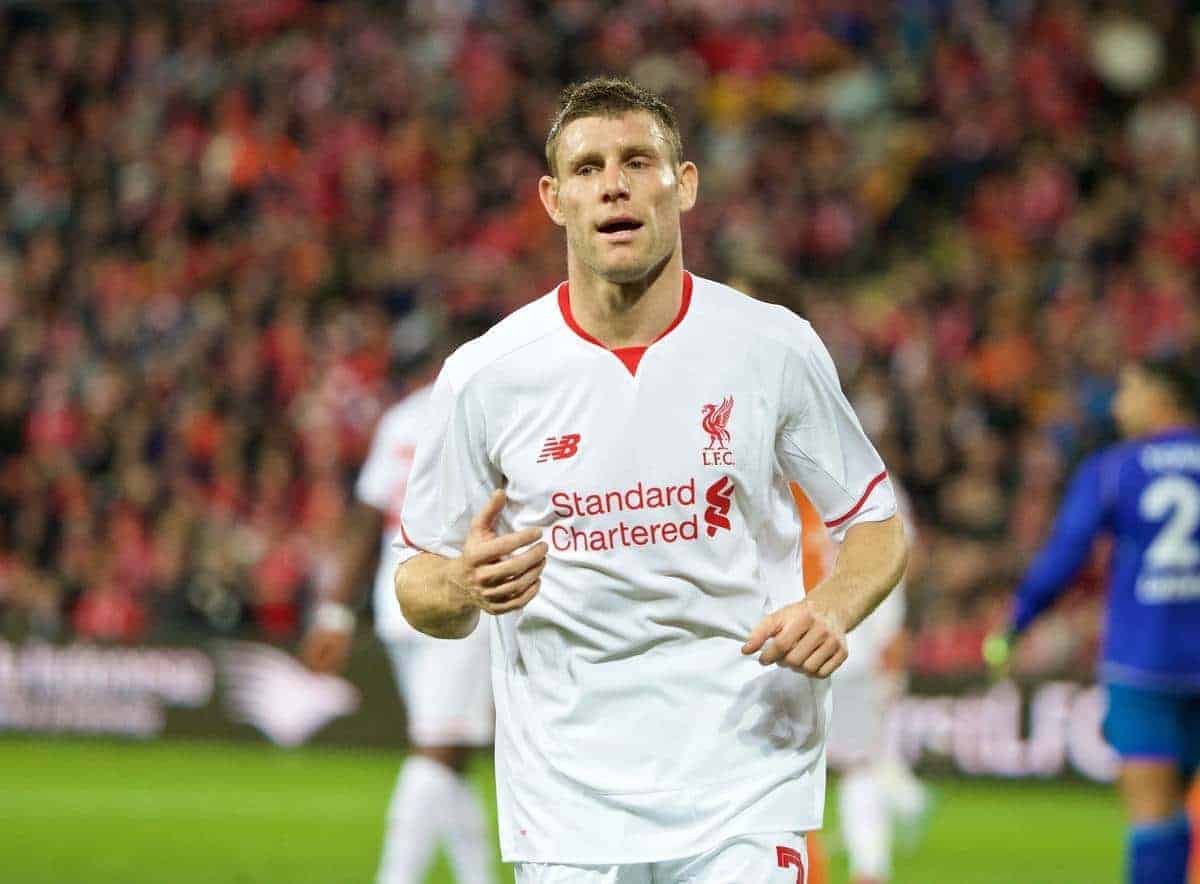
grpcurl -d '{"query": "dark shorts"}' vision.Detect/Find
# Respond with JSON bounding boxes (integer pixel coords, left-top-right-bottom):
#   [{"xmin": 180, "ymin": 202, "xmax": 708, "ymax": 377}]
[{"xmin": 1102, "ymin": 683, "xmax": 1200, "ymax": 776}]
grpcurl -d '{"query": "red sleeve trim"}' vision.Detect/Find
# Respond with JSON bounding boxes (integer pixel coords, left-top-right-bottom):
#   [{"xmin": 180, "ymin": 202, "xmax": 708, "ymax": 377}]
[
  {"xmin": 557, "ymin": 281, "xmax": 605, "ymax": 348},
  {"xmin": 651, "ymin": 270, "xmax": 693, "ymax": 343},
  {"xmin": 397, "ymin": 518, "xmax": 435, "ymax": 556},
  {"xmin": 824, "ymin": 470, "xmax": 889, "ymax": 529}
]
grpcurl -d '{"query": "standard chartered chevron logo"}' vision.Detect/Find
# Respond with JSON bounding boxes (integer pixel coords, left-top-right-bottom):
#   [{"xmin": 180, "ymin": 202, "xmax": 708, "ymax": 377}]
[
  {"xmin": 214, "ymin": 641, "xmax": 360, "ymax": 747},
  {"xmin": 704, "ymin": 476, "xmax": 735, "ymax": 537}
]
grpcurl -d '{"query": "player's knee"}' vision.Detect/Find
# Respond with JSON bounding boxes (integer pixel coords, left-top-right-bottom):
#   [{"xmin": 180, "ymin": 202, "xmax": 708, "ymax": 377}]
[
  {"xmin": 413, "ymin": 743, "xmax": 474, "ymax": 774},
  {"xmin": 1120, "ymin": 763, "xmax": 1187, "ymax": 823},
  {"xmin": 1127, "ymin": 797, "xmax": 1186, "ymax": 825}
]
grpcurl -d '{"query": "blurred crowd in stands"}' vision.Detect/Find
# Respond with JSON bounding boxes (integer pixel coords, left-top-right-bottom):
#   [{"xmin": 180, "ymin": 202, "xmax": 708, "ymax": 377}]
[{"xmin": 2, "ymin": 0, "xmax": 1197, "ymax": 679}]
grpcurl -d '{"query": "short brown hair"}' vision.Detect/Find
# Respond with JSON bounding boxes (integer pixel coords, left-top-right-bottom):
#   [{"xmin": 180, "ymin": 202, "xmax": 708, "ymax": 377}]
[
  {"xmin": 545, "ymin": 77, "xmax": 683, "ymax": 176},
  {"xmin": 1140, "ymin": 351, "xmax": 1200, "ymax": 417}
]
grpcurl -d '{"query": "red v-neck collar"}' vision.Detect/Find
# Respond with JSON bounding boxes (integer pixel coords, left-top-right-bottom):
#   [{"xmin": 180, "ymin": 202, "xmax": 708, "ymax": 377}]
[{"xmin": 557, "ymin": 271, "xmax": 693, "ymax": 376}]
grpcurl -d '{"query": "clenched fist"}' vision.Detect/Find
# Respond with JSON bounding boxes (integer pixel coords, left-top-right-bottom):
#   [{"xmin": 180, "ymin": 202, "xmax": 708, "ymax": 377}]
[{"xmin": 741, "ymin": 601, "xmax": 848, "ymax": 678}]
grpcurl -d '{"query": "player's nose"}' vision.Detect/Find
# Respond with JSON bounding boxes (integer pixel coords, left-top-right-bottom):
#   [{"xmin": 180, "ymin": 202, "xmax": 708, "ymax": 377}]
[{"xmin": 601, "ymin": 166, "xmax": 630, "ymax": 201}]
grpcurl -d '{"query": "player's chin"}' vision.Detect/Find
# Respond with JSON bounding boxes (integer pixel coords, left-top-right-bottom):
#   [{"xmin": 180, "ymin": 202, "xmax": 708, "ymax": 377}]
[{"xmin": 598, "ymin": 256, "xmax": 658, "ymax": 284}]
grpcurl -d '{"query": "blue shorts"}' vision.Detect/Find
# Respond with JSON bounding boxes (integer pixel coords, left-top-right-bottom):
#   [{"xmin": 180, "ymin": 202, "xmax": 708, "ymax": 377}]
[{"xmin": 1102, "ymin": 683, "xmax": 1200, "ymax": 776}]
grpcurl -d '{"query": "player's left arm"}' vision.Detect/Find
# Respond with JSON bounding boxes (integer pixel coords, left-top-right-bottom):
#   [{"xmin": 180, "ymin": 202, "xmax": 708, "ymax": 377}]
[
  {"xmin": 302, "ymin": 406, "xmax": 412, "ymax": 673},
  {"xmin": 982, "ymin": 454, "xmax": 1109, "ymax": 673},
  {"xmin": 746, "ymin": 316, "xmax": 908, "ymax": 677},
  {"xmin": 743, "ymin": 514, "xmax": 907, "ymax": 677},
  {"xmin": 301, "ymin": 502, "xmax": 384, "ymax": 673}
]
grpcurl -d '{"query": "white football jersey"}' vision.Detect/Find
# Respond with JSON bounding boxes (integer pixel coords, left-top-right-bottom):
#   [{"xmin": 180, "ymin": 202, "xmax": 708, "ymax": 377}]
[
  {"xmin": 355, "ymin": 384, "xmax": 433, "ymax": 641},
  {"xmin": 395, "ymin": 273, "xmax": 897, "ymax": 864}
]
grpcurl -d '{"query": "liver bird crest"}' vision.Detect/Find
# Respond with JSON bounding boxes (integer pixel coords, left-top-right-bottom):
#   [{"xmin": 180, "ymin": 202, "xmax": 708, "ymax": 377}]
[{"xmin": 701, "ymin": 396, "xmax": 734, "ymax": 450}]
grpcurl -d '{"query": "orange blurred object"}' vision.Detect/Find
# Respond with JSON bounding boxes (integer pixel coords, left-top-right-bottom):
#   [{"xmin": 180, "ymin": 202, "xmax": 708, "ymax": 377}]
[
  {"xmin": 807, "ymin": 829, "xmax": 829, "ymax": 884},
  {"xmin": 792, "ymin": 482, "xmax": 837, "ymax": 592},
  {"xmin": 1191, "ymin": 781, "xmax": 1200, "ymax": 883},
  {"xmin": 793, "ymin": 482, "xmax": 836, "ymax": 884}
]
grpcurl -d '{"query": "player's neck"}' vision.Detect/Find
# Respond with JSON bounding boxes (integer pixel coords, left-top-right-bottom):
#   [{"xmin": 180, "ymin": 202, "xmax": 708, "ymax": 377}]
[
  {"xmin": 1142, "ymin": 416, "xmax": 1199, "ymax": 438},
  {"xmin": 565, "ymin": 249, "xmax": 685, "ymax": 349}
]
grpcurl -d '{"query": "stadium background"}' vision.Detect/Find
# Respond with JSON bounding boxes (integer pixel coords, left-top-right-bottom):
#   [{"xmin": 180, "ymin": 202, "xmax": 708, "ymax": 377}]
[{"xmin": 1, "ymin": 0, "xmax": 1198, "ymax": 881}]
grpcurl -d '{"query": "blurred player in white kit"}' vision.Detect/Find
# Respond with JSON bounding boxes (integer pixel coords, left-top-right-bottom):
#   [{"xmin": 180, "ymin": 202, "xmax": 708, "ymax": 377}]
[
  {"xmin": 303, "ymin": 311, "xmax": 498, "ymax": 884},
  {"xmin": 830, "ymin": 586, "xmax": 928, "ymax": 884},
  {"xmin": 798, "ymin": 487, "xmax": 928, "ymax": 884}
]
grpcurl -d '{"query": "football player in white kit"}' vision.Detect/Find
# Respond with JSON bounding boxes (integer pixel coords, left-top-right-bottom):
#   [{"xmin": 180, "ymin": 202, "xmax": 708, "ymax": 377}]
[
  {"xmin": 830, "ymin": 584, "xmax": 929, "ymax": 884},
  {"xmin": 303, "ymin": 315, "xmax": 498, "ymax": 884},
  {"xmin": 393, "ymin": 78, "xmax": 910, "ymax": 883}
]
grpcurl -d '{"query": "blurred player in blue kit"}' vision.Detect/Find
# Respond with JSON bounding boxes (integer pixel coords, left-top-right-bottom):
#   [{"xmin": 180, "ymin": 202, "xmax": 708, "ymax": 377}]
[{"xmin": 991, "ymin": 353, "xmax": 1200, "ymax": 884}]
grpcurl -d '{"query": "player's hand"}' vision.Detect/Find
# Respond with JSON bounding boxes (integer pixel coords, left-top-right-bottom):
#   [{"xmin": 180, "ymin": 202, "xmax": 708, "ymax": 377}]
[
  {"xmin": 301, "ymin": 627, "xmax": 353, "ymax": 674},
  {"xmin": 450, "ymin": 489, "xmax": 547, "ymax": 615},
  {"xmin": 982, "ymin": 630, "xmax": 1013, "ymax": 681},
  {"xmin": 742, "ymin": 601, "xmax": 848, "ymax": 678}
]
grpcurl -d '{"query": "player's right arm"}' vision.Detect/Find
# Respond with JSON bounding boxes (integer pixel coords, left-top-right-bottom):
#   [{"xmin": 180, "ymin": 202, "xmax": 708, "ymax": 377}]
[
  {"xmin": 396, "ymin": 490, "xmax": 547, "ymax": 638},
  {"xmin": 391, "ymin": 355, "xmax": 547, "ymax": 638}
]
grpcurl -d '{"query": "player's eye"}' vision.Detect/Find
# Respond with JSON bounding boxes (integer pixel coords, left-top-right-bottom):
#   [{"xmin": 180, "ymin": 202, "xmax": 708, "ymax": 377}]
[
  {"xmin": 628, "ymin": 158, "xmax": 650, "ymax": 169},
  {"xmin": 576, "ymin": 165, "xmax": 597, "ymax": 176}
]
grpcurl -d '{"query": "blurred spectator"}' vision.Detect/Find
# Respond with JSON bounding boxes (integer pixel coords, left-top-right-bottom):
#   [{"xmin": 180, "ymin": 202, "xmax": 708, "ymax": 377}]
[{"xmin": 2, "ymin": 1, "xmax": 1197, "ymax": 680}]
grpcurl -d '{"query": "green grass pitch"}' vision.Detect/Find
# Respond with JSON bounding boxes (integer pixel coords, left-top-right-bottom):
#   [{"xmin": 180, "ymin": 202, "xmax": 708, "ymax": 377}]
[{"xmin": 3, "ymin": 737, "xmax": 1123, "ymax": 883}]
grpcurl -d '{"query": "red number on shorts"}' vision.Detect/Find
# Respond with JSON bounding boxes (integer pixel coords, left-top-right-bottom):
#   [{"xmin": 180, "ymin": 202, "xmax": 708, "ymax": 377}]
[{"xmin": 776, "ymin": 845, "xmax": 806, "ymax": 884}]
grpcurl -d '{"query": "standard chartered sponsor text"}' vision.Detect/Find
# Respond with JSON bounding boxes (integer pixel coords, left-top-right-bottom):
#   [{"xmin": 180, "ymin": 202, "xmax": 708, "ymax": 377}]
[{"xmin": 549, "ymin": 478, "xmax": 702, "ymax": 552}]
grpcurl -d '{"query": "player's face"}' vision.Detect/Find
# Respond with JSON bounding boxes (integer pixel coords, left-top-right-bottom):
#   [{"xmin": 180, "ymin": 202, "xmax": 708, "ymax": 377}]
[
  {"xmin": 540, "ymin": 112, "xmax": 698, "ymax": 284},
  {"xmin": 1113, "ymin": 365, "xmax": 1158, "ymax": 437}
]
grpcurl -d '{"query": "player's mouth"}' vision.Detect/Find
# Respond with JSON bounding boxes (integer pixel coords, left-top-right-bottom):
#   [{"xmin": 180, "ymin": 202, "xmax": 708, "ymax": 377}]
[{"xmin": 595, "ymin": 216, "xmax": 644, "ymax": 243}]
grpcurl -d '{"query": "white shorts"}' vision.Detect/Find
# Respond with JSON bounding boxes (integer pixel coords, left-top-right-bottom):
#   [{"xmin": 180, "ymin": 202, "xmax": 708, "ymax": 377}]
[
  {"xmin": 828, "ymin": 671, "xmax": 894, "ymax": 768},
  {"xmin": 514, "ymin": 832, "xmax": 810, "ymax": 884},
  {"xmin": 384, "ymin": 624, "xmax": 493, "ymax": 748}
]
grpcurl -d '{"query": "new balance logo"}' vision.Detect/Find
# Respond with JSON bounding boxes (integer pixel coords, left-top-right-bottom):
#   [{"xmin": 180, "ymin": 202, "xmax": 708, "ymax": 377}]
[
  {"xmin": 538, "ymin": 433, "xmax": 581, "ymax": 463},
  {"xmin": 704, "ymin": 476, "xmax": 735, "ymax": 537}
]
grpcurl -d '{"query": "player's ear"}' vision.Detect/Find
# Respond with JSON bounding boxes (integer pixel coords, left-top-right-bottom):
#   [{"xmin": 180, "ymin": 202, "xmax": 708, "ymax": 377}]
[
  {"xmin": 677, "ymin": 161, "xmax": 698, "ymax": 213},
  {"xmin": 539, "ymin": 175, "xmax": 565, "ymax": 227}
]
